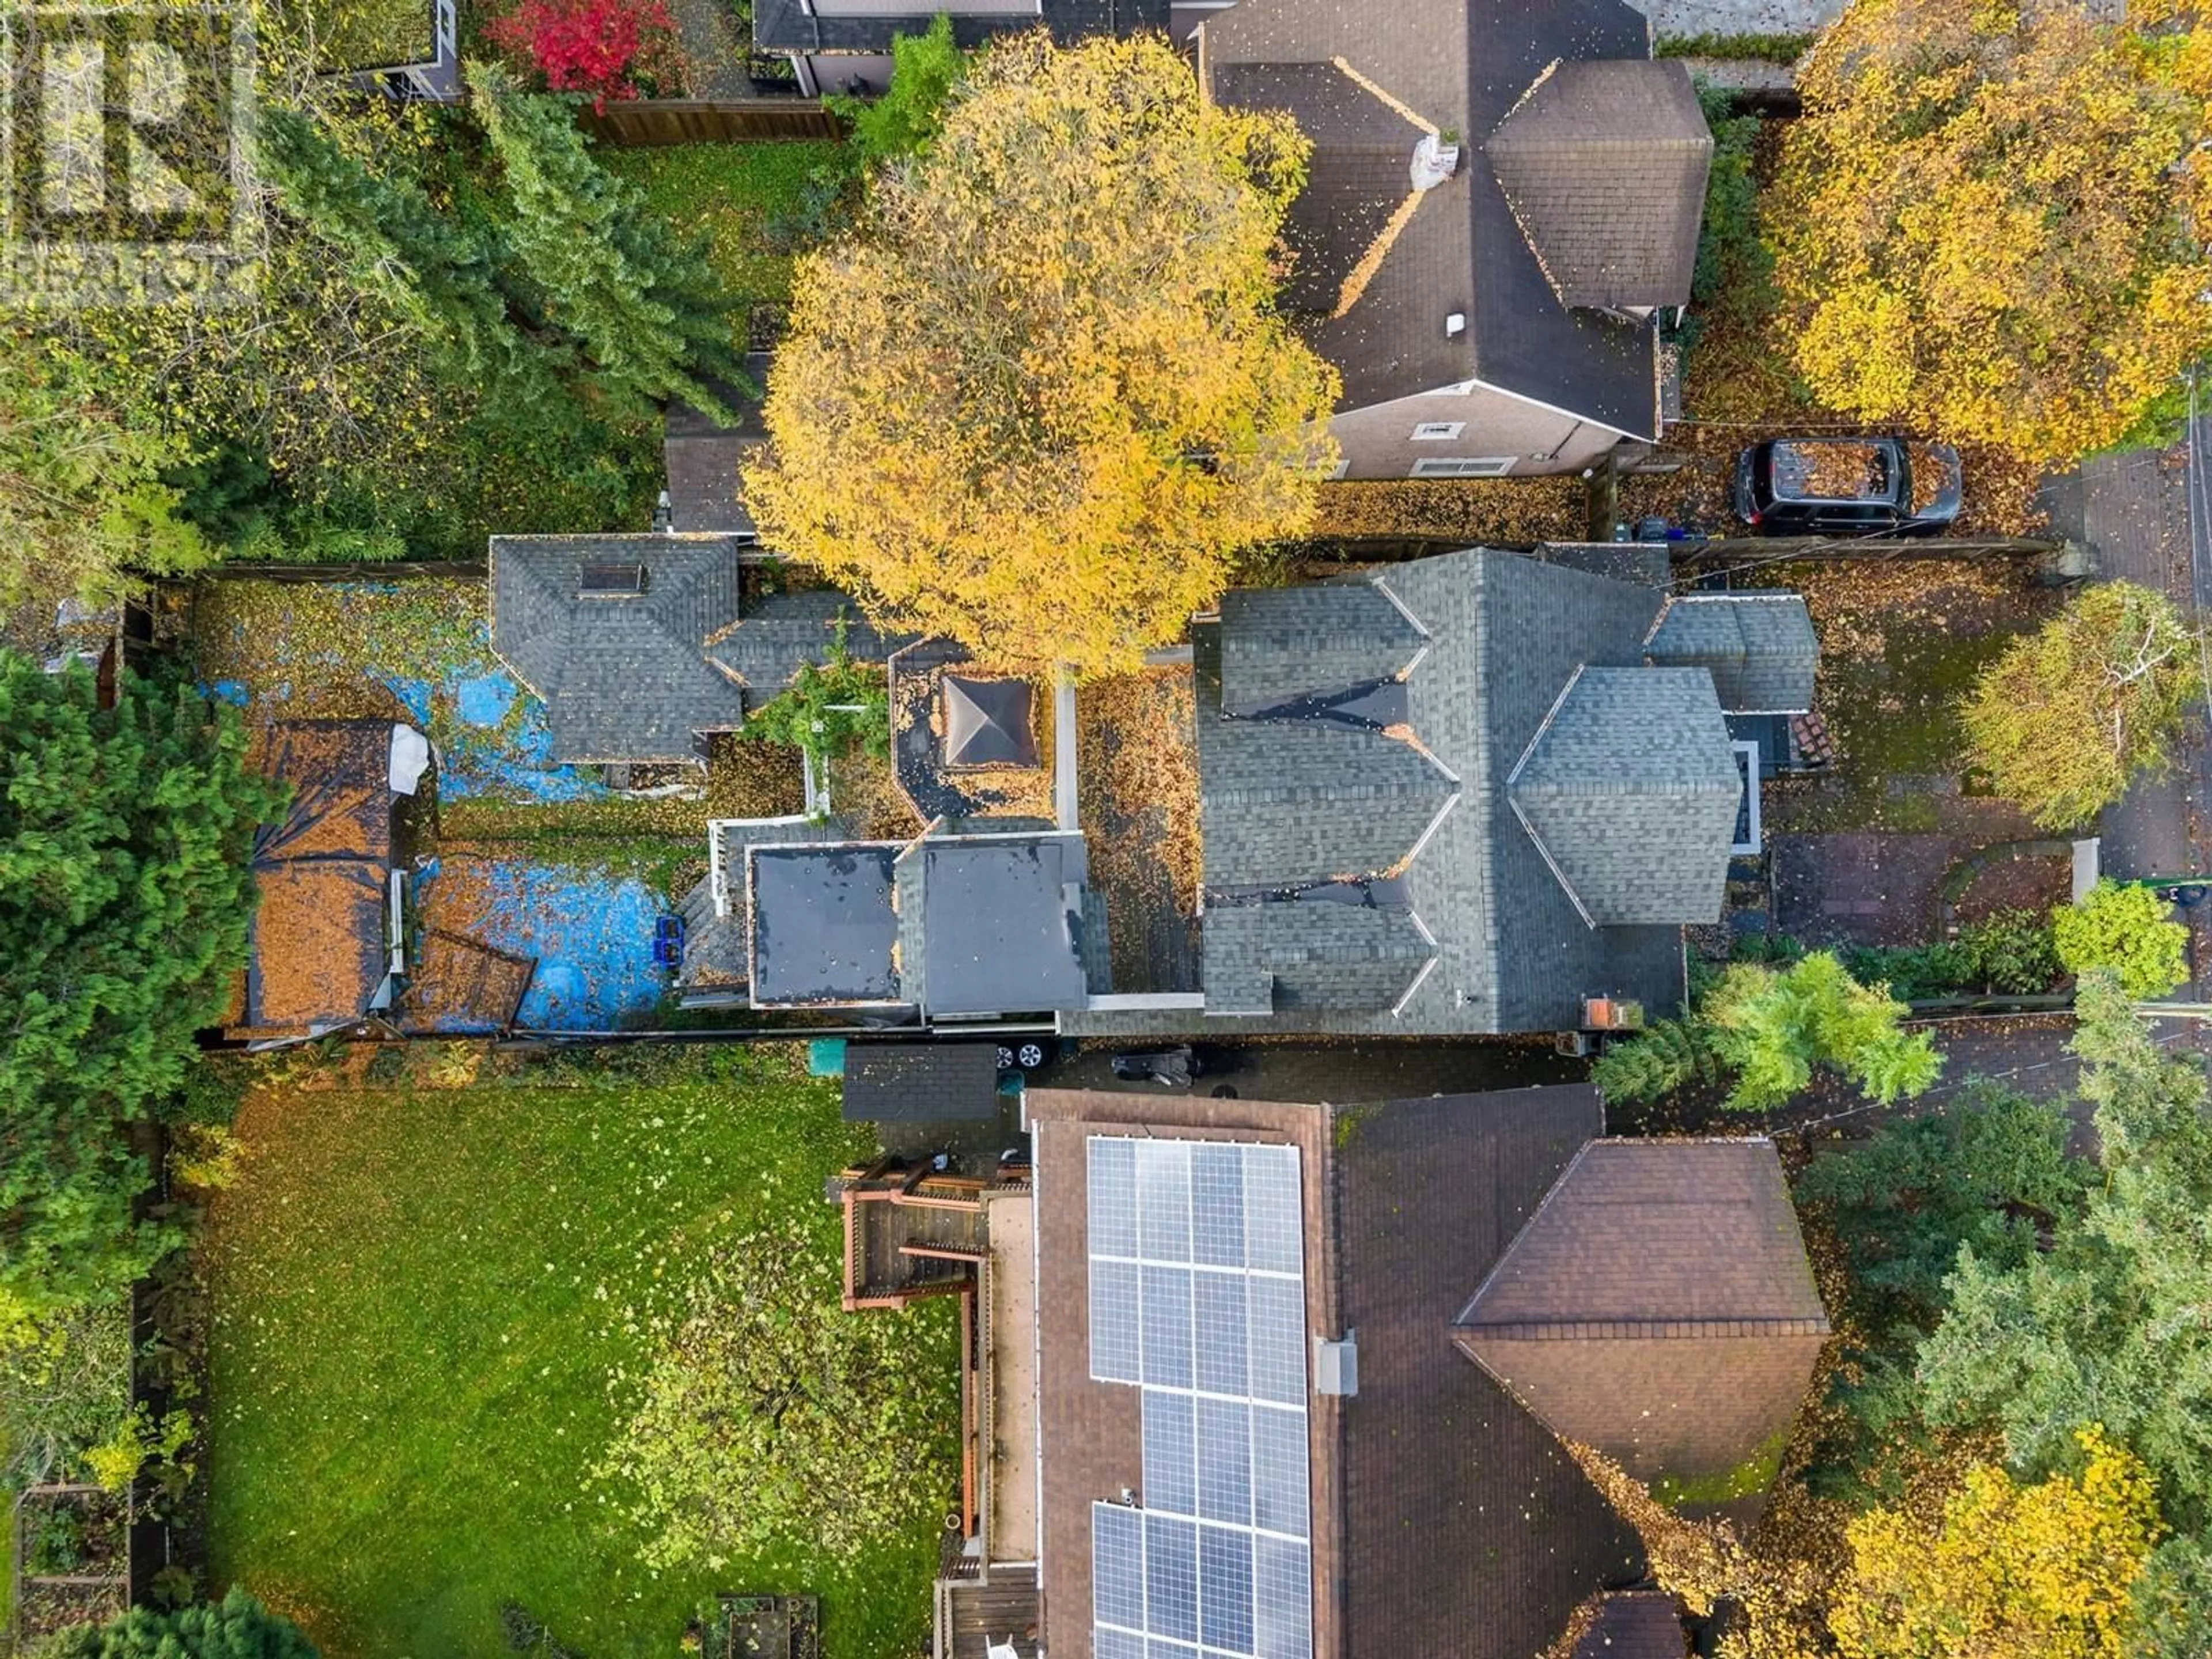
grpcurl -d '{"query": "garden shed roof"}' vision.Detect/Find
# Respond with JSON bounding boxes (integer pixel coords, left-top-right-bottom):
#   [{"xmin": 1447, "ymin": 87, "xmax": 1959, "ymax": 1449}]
[
  {"xmin": 840, "ymin": 1043, "xmax": 1001, "ymax": 1123},
  {"xmin": 243, "ymin": 719, "xmax": 408, "ymax": 1034},
  {"xmin": 1200, "ymin": 0, "xmax": 1702, "ymax": 432},
  {"xmin": 942, "ymin": 675, "xmax": 1040, "ymax": 770},
  {"xmin": 1454, "ymin": 1138, "xmax": 1830, "ymax": 1525}
]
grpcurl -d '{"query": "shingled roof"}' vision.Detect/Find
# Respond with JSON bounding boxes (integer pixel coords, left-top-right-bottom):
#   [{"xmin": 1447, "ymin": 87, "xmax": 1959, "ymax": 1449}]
[
  {"xmin": 490, "ymin": 536, "xmax": 903, "ymax": 766},
  {"xmin": 1484, "ymin": 59, "xmax": 1712, "ymax": 309},
  {"xmin": 1455, "ymin": 1139, "xmax": 1830, "ymax": 1524},
  {"xmin": 1507, "ymin": 666, "xmax": 1741, "ymax": 927},
  {"xmin": 1028, "ymin": 1090, "xmax": 1828, "ymax": 1659},
  {"xmin": 1188, "ymin": 549, "xmax": 1748, "ymax": 1033},
  {"xmin": 1645, "ymin": 594, "xmax": 1819, "ymax": 715},
  {"xmin": 1201, "ymin": 0, "xmax": 1704, "ymax": 431}
]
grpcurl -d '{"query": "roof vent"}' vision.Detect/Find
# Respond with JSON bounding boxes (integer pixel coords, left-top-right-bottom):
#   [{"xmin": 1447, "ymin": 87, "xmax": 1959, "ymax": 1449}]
[
  {"xmin": 1314, "ymin": 1332, "xmax": 1359, "ymax": 1396},
  {"xmin": 1411, "ymin": 131, "xmax": 1461, "ymax": 192},
  {"xmin": 579, "ymin": 562, "xmax": 646, "ymax": 599}
]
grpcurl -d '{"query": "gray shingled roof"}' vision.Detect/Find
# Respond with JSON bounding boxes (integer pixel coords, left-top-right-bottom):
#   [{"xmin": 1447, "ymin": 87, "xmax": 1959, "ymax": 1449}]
[
  {"xmin": 1507, "ymin": 666, "xmax": 1740, "ymax": 927},
  {"xmin": 705, "ymin": 590, "xmax": 905, "ymax": 697},
  {"xmin": 1644, "ymin": 594, "xmax": 1817, "ymax": 714},
  {"xmin": 491, "ymin": 536, "xmax": 904, "ymax": 766},
  {"xmin": 490, "ymin": 534, "xmax": 747, "ymax": 766},
  {"xmin": 1190, "ymin": 549, "xmax": 1749, "ymax": 1033},
  {"xmin": 1217, "ymin": 582, "xmax": 1424, "ymax": 716},
  {"xmin": 1202, "ymin": 0, "xmax": 1673, "ymax": 431},
  {"xmin": 1483, "ymin": 60, "xmax": 1711, "ymax": 310}
]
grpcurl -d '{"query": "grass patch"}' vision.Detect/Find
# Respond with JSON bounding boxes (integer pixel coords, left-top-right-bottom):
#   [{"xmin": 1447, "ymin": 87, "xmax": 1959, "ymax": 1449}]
[
  {"xmin": 1656, "ymin": 31, "xmax": 1816, "ymax": 63},
  {"xmin": 202, "ymin": 1048, "xmax": 956, "ymax": 1659},
  {"xmin": 603, "ymin": 142, "xmax": 847, "ymax": 308},
  {"xmin": 1766, "ymin": 562, "xmax": 2062, "ymax": 834}
]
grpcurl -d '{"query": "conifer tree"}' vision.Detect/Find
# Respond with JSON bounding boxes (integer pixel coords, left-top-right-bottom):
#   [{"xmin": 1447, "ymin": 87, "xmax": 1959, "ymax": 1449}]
[{"xmin": 468, "ymin": 63, "xmax": 741, "ymax": 420}]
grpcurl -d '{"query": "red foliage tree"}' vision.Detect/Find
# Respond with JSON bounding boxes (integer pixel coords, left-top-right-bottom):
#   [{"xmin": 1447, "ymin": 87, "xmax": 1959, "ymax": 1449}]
[{"xmin": 486, "ymin": 0, "xmax": 685, "ymax": 109}]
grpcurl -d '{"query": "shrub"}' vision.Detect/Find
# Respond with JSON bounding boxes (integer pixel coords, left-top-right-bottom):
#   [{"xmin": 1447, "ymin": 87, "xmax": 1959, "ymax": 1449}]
[
  {"xmin": 1961, "ymin": 582, "xmax": 2202, "ymax": 830},
  {"xmin": 828, "ymin": 13, "xmax": 969, "ymax": 165},
  {"xmin": 2054, "ymin": 880, "xmax": 2190, "ymax": 1000},
  {"xmin": 486, "ymin": 0, "xmax": 684, "ymax": 109},
  {"xmin": 1957, "ymin": 909, "xmax": 2065, "ymax": 995},
  {"xmin": 743, "ymin": 645, "xmax": 889, "ymax": 775}
]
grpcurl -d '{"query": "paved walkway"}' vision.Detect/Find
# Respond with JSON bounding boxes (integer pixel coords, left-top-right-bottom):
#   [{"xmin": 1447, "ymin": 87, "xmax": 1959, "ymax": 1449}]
[
  {"xmin": 2058, "ymin": 422, "xmax": 2212, "ymax": 990},
  {"xmin": 673, "ymin": 0, "xmax": 751, "ymax": 98},
  {"xmin": 1627, "ymin": 0, "xmax": 1840, "ymax": 39}
]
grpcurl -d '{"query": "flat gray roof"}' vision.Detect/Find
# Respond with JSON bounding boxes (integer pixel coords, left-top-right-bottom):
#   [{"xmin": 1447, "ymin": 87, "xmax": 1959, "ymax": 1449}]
[{"xmin": 748, "ymin": 843, "xmax": 903, "ymax": 1006}]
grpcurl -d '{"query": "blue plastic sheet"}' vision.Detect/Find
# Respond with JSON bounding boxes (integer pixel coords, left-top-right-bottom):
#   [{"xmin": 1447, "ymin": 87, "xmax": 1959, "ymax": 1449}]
[{"xmin": 416, "ymin": 859, "xmax": 668, "ymax": 1032}]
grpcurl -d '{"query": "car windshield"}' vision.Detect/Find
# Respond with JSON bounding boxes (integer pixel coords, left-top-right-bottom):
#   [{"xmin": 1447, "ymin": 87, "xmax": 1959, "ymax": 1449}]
[
  {"xmin": 1908, "ymin": 444, "xmax": 1959, "ymax": 516},
  {"xmin": 1771, "ymin": 441, "xmax": 1891, "ymax": 502}
]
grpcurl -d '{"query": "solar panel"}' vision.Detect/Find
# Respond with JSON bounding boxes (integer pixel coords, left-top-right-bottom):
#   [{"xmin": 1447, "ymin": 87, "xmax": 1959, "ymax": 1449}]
[{"xmin": 1088, "ymin": 1136, "xmax": 1311, "ymax": 1659}]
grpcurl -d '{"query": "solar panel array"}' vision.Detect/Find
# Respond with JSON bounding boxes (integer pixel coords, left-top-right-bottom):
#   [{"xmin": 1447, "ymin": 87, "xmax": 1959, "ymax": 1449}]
[{"xmin": 1087, "ymin": 1137, "xmax": 1312, "ymax": 1659}]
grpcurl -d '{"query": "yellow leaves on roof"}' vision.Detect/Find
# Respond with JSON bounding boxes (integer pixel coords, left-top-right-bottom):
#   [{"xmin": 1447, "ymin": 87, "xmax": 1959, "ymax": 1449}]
[{"xmin": 745, "ymin": 33, "xmax": 1341, "ymax": 681}]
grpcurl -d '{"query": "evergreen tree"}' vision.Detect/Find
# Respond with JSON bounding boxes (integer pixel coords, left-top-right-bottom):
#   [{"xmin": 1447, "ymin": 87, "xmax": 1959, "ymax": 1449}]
[
  {"xmin": 468, "ymin": 64, "xmax": 741, "ymax": 420},
  {"xmin": 36, "ymin": 1587, "xmax": 319, "ymax": 1658},
  {"xmin": 257, "ymin": 106, "xmax": 557, "ymax": 395},
  {"xmin": 0, "ymin": 659, "xmax": 282, "ymax": 1319},
  {"xmin": 1915, "ymin": 972, "xmax": 2212, "ymax": 1521}
]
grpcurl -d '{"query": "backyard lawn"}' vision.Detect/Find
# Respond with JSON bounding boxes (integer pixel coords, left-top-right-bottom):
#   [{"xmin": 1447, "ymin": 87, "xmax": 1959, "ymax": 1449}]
[
  {"xmin": 603, "ymin": 141, "xmax": 846, "ymax": 312},
  {"xmin": 201, "ymin": 1048, "xmax": 958, "ymax": 1659}
]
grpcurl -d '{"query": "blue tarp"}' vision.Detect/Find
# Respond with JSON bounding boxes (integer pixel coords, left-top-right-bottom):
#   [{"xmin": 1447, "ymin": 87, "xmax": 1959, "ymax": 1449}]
[{"xmin": 415, "ymin": 859, "xmax": 668, "ymax": 1032}]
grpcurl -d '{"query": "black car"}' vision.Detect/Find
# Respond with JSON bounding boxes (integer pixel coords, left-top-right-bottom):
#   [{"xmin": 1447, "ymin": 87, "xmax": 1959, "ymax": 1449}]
[{"xmin": 1732, "ymin": 437, "xmax": 1961, "ymax": 536}]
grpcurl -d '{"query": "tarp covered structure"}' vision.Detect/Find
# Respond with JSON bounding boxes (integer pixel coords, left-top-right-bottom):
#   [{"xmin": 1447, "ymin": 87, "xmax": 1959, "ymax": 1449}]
[{"xmin": 242, "ymin": 720, "xmax": 416, "ymax": 1033}]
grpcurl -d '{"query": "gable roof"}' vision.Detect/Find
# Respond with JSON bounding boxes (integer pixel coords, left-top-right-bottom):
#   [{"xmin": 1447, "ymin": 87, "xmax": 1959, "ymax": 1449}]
[
  {"xmin": 1193, "ymin": 548, "xmax": 1739, "ymax": 1033},
  {"xmin": 1454, "ymin": 1139, "xmax": 1830, "ymax": 1521},
  {"xmin": 1506, "ymin": 665, "xmax": 1741, "ymax": 926},
  {"xmin": 491, "ymin": 536, "xmax": 906, "ymax": 766},
  {"xmin": 1484, "ymin": 60, "xmax": 1711, "ymax": 309},
  {"xmin": 1201, "ymin": 0, "xmax": 1691, "ymax": 430},
  {"xmin": 1644, "ymin": 594, "xmax": 1819, "ymax": 714}
]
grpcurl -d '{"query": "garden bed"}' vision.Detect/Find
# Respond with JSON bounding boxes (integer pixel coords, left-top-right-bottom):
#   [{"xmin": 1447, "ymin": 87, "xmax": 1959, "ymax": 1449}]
[
  {"xmin": 14, "ymin": 1486, "xmax": 128, "ymax": 1647},
  {"xmin": 201, "ymin": 1048, "xmax": 957, "ymax": 1659}
]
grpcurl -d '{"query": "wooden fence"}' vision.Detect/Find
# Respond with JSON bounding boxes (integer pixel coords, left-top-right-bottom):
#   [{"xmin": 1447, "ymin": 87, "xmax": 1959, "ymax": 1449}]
[{"xmin": 580, "ymin": 99, "xmax": 843, "ymax": 146}]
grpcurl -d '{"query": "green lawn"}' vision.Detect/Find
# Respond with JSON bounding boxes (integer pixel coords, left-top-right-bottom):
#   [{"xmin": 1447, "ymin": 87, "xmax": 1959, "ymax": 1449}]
[
  {"xmin": 203, "ymin": 1048, "xmax": 956, "ymax": 1659},
  {"xmin": 603, "ymin": 142, "xmax": 846, "ymax": 308}
]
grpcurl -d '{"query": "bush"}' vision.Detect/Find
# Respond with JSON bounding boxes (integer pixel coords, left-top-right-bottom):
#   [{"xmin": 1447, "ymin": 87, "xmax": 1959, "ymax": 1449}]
[
  {"xmin": 828, "ymin": 13, "xmax": 969, "ymax": 165},
  {"xmin": 486, "ymin": 0, "xmax": 684, "ymax": 108},
  {"xmin": 2054, "ymin": 880, "xmax": 2190, "ymax": 999},
  {"xmin": 1840, "ymin": 912, "xmax": 2062, "ymax": 1001},
  {"xmin": 743, "ymin": 645, "xmax": 889, "ymax": 776}
]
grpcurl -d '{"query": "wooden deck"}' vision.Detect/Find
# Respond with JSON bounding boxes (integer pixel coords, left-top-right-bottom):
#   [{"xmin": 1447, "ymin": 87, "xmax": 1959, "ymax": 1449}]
[{"xmin": 936, "ymin": 1565, "xmax": 1040, "ymax": 1659}]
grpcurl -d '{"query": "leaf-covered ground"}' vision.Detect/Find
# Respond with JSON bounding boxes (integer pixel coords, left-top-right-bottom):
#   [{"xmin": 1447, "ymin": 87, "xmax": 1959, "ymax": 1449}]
[
  {"xmin": 200, "ymin": 1047, "xmax": 957, "ymax": 1659},
  {"xmin": 601, "ymin": 142, "xmax": 844, "ymax": 311}
]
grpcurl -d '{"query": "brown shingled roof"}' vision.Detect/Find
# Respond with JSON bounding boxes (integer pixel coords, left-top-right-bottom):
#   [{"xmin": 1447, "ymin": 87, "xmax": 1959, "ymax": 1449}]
[
  {"xmin": 1453, "ymin": 1139, "xmax": 1829, "ymax": 1523},
  {"xmin": 1571, "ymin": 1590, "xmax": 1689, "ymax": 1659}
]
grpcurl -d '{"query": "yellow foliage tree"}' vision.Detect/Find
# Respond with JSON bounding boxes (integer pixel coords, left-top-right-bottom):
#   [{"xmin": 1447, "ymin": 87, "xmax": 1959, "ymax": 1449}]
[
  {"xmin": 745, "ymin": 33, "xmax": 1341, "ymax": 676},
  {"xmin": 1828, "ymin": 1427, "xmax": 2162, "ymax": 1659},
  {"xmin": 1771, "ymin": 0, "xmax": 2212, "ymax": 463}
]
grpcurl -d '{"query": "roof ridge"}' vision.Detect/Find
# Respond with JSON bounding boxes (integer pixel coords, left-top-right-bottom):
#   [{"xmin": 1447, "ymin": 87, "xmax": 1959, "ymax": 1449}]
[{"xmin": 1457, "ymin": 1316, "xmax": 1832, "ymax": 1340}]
